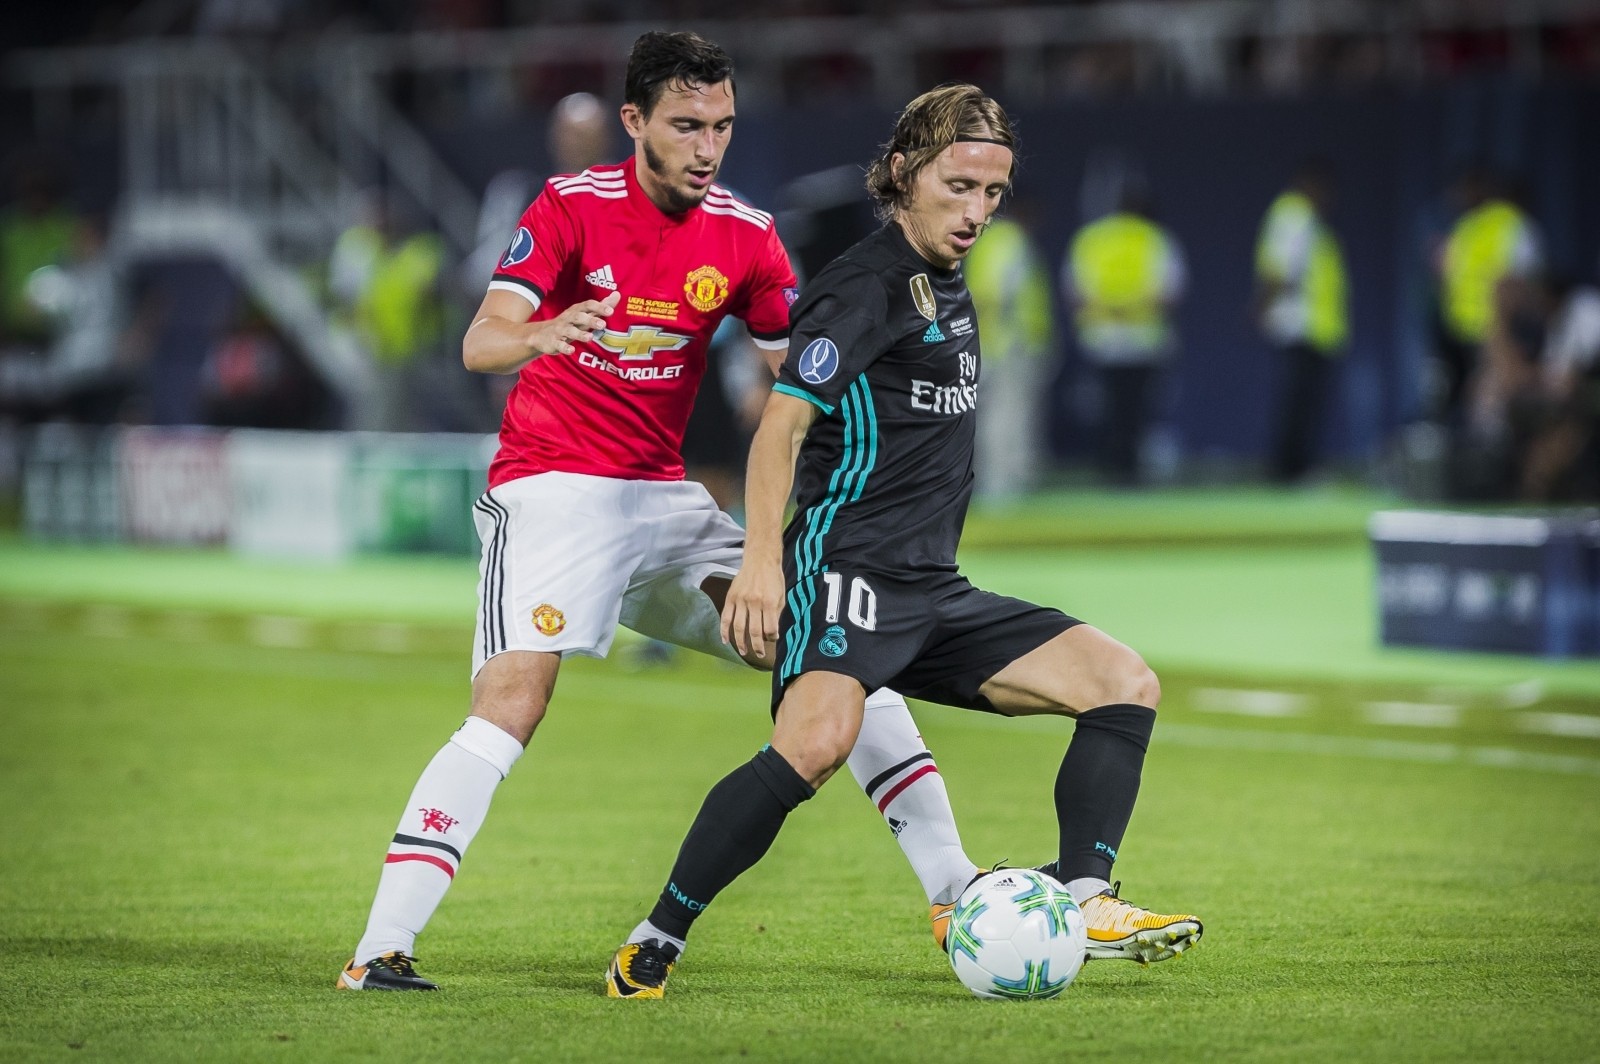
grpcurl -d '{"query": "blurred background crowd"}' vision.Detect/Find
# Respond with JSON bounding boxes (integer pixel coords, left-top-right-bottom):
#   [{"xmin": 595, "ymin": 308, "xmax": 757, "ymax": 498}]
[{"xmin": 3, "ymin": 0, "xmax": 1598, "ymax": 513}]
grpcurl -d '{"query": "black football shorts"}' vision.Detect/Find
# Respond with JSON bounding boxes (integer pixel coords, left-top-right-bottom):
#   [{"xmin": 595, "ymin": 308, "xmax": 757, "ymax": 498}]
[{"xmin": 772, "ymin": 567, "xmax": 1080, "ymax": 714}]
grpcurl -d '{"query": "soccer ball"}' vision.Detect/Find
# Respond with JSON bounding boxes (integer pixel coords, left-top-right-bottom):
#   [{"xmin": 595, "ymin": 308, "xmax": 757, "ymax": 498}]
[{"xmin": 947, "ymin": 869, "xmax": 1088, "ymax": 1000}]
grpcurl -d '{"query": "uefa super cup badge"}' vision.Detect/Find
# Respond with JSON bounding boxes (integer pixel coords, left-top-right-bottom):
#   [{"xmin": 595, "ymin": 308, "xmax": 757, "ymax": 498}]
[
  {"xmin": 684, "ymin": 265, "xmax": 730, "ymax": 312},
  {"xmin": 532, "ymin": 603, "xmax": 566, "ymax": 636}
]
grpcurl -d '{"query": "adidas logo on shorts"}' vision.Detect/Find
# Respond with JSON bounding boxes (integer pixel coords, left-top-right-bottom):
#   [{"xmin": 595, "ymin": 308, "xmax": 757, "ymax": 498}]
[{"xmin": 585, "ymin": 264, "xmax": 618, "ymax": 291}]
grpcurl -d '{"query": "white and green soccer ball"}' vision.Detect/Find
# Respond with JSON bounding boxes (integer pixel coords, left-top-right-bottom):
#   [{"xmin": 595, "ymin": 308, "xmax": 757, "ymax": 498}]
[{"xmin": 947, "ymin": 869, "xmax": 1087, "ymax": 1000}]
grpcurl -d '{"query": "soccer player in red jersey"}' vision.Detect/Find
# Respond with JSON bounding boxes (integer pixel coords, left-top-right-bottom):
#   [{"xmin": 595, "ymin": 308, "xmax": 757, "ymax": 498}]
[{"xmin": 337, "ymin": 31, "xmax": 980, "ymax": 992}]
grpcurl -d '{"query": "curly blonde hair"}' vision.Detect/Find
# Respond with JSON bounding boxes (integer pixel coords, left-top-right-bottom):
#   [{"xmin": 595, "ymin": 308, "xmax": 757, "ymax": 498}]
[{"xmin": 864, "ymin": 83, "xmax": 1016, "ymax": 221}]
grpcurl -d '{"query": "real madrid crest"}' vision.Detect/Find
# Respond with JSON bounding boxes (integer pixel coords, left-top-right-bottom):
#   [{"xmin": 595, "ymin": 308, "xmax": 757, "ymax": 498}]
[
  {"xmin": 684, "ymin": 265, "xmax": 730, "ymax": 312},
  {"xmin": 531, "ymin": 603, "xmax": 566, "ymax": 636},
  {"xmin": 909, "ymin": 273, "xmax": 937, "ymax": 321},
  {"xmin": 818, "ymin": 624, "xmax": 849, "ymax": 658}
]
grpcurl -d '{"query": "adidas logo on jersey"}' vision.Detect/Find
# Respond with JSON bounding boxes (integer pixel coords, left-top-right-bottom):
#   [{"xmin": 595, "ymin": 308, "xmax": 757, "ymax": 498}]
[
  {"xmin": 922, "ymin": 320, "xmax": 946, "ymax": 343},
  {"xmin": 585, "ymin": 264, "xmax": 618, "ymax": 291}
]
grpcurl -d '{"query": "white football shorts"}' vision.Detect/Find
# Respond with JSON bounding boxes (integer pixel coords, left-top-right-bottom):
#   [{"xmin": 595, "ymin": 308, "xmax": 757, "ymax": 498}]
[{"xmin": 470, "ymin": 471, "xmax": 746, "ymax": 676}]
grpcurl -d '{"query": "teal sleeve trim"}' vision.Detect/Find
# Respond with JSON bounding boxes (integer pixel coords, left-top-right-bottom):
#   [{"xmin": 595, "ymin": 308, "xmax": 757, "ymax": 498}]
[{"xmin": 773, "ymin": 382, "xmax": 835, "ymax": 416}]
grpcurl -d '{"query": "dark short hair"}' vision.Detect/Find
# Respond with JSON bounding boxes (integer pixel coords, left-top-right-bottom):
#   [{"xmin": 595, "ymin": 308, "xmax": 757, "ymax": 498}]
[
  {"xmin": 865, "ymin": 83, "xmax": 1016, "ymax": 221},
  {"xmin": 624, "ymin": 31, "xmax": 736, "ymax": 117}
]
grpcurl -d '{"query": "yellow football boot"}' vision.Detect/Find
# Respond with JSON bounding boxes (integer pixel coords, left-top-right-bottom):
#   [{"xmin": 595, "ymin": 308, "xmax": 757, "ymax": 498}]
[
  {"xmin": 1080, "ymin": 881, "xmax": 1203, "ymax": 964},
  {"xmin": 606, "ymin": 940, "xmax": 677, "ymax": 999}
]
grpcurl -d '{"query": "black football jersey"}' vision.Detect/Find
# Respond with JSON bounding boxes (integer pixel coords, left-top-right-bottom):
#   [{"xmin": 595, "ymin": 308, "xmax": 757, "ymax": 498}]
[{"xmin": 774, "ymin": 223, "xmax": 982, "ymax": 576}]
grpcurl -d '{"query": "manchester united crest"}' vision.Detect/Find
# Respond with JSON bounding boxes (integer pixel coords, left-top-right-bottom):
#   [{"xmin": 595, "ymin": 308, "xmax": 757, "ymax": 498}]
[
  {"xmin": 684, "ymin": 265, "xmax": 730, "ymax": 312},
  {"xmin": 531, "ymin": 603, "xmax": 566, "ymax": 636}
]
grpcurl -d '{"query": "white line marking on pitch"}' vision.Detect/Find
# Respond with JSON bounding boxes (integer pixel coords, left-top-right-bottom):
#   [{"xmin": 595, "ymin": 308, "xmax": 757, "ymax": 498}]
[
  {"xmin": 1192, "ymin": 688, "xmax": 1310, "ymax": 717},
  {"xmin": 337, "ymin": 622, "xmax": 414, "ymax": 654},
  {"xmin": 250, "ymin": 615, "xmax": 312, "ymax": 648},
  {"xmin": 1153, "ymin": 723, "xmax": 1600, "ymax": 778},
  {"xmin": 1499, "ymin": 681, "xmax": 1546, "ymax": 708},
  {"xmin": 1518, "ymin": 713, "xmax": 1600, "ymax": 740},
  {"xmin": 1361, "ymin": 701, "xmax": 1462, "ymax": 728},
  {"xmin": 1424, "ymin": 680, "xmax": 1545, "ymax": 709}
]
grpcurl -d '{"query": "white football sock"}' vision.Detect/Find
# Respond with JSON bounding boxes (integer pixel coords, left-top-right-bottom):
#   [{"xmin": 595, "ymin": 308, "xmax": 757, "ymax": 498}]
[
  {"xmin": 847, "ymin": 688, "xmax": 979, "ymax": 905},
  {"xmin": 1066, "ymin": 876, "xmax": 1112, "ymax": 905},
  {"xmin": 626, "ymin": 920, "xmax": 686, "ymax": 956},
  {"xmin": 352, "ymin": 717, "xmax": 524, "ymax": 964}
]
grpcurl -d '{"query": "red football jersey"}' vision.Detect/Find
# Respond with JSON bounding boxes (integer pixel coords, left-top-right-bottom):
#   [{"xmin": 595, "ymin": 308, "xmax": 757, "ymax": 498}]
[{"xmin": 484, "ymin": 157, "xmax": 796, "ymax": 487}]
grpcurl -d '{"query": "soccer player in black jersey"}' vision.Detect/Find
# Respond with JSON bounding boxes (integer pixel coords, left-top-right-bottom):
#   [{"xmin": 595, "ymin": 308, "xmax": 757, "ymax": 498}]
[{"xmin": 607, "ymin": 84, "xmax": 1201, "ymax": 999}]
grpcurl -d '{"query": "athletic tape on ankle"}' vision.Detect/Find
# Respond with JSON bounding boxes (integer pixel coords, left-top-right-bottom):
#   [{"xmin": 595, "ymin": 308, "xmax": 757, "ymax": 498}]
[{"xmin": 450, "ymin": 717, "xmax": 525, "ymax": 778}]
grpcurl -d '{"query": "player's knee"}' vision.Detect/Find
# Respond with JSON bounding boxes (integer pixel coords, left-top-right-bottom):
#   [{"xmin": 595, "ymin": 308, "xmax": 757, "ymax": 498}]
[
  {"xmin": 783, "ymin": 723, "xmax": 856, "ymax": 785},
  {"xmin": 469, "ymin": 693, "xmax": 547, "ymax": 746},
  {"xmin": 469, "ymin": 654, "xmax": 557, "ymax": 745},
  {"xmin": 1087, "ymin": 647, "xmax": 1160, "ymax": 712},
  {"xmin": 1129, "ymin": 660, "xmax": 1161, "ymax": 711}
]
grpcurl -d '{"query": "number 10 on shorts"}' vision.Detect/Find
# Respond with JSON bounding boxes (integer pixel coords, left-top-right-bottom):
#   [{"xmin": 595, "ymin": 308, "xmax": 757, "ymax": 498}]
[{"xmin": 821, "ymin": 572, "xmax": 877, "ymax": 631}]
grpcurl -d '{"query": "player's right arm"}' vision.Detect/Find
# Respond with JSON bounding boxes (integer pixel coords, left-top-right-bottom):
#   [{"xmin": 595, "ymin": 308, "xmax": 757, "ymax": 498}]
[
  {"xmin": 462, "ymin": 289, "xmax": 620, "ymax": 374},
  {"xmin": 464, "ymin": 182, "xmax": 624, "ymax": 374},
  {"xmin": 721, "ymin": 390, "xmax": 817, "ymax": 659}
]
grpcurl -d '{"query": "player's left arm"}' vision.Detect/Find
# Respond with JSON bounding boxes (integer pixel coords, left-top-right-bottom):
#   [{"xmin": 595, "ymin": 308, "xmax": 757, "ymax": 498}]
[
  {"xmin": 721, "ymin": 390, "xmax": 815, "ymax": 659},
  {"xmin": 740, "ymin": 224, "xmax": 799, "ymax": 376}
]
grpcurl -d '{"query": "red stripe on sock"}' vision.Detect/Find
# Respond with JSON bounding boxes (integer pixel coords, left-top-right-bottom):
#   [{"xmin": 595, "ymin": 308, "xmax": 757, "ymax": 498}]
[
  {"xmin": 877, "ymin": 763, "xmax": 939, "ymax": 813},
  {"xmin": 385, "ymin": 852, "xmax": 456, "ymax": 878}
]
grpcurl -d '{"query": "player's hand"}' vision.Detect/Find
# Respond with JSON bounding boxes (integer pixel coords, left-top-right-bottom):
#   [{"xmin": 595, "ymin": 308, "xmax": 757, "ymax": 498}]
[
  {"xmin": 720, "ymin": 560, "xmax": 786, "ymax": 661},
  {"xmin": 533, "ymin": 290, "xmax": 620, "ymax": 355}
]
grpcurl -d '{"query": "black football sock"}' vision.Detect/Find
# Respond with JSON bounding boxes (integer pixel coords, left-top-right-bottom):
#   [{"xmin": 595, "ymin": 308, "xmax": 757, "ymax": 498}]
[
  {"xmin": 646, "ymin": 746, "xmax": 815, "ymax": 941},
  {"xmin": 1054, "ymin": 703, "xmax": 1156, "ymax": 881}
]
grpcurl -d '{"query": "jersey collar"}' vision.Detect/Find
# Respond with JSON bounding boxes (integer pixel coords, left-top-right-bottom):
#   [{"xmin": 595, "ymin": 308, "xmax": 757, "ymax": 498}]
[{"xmin": 888, "ymin": 221, "xmax": 960, "ymax": 278}]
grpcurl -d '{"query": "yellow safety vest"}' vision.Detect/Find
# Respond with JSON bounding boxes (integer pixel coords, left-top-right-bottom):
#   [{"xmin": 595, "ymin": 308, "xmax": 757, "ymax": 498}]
[
  {"xmin": 1441, "ymin": 200, "xmax": 1526, "ymax": 344},
  {"xmin": 1254, "ymin": 191, "xmax": 1347, "ymax": 354},
  {"xmin": 358, "ymin": 233, "xmax": 445, "ymax": 365},
  {"xmin": 964, "ymin": 218, "xmax": 1054, "ymax": 362},
  {"xmin": 1069, "ymin": 212, "xmax": 1171, "ymax": 350}
]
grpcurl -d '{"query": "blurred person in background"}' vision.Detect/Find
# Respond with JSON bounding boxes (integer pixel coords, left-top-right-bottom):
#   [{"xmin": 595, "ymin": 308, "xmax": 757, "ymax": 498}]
[
  {"xmin": 0, "ymin": 151, "xmax": 85, "ymax": 353},
  {"xmin": 198, "ymin": 303, "xmax": 333, "ymax": 430},
  {"xmin": 461, "ymin": 92, "xmax": 618, "ymax": 425},
  {"xmin": 0, "ymin": 215, "xmax": 140, "ymax": 424},
  {"xmin": 775, "ymin": 164, "xmax": 878, "ymax": 286},
  {"xmin": 1064, "ymin": 182, "xmax": 1184, "ymax": 487},
  {"xmin": 1520, "ymin": 276, "xmax": 1600, "ymax": 501},
  {"xmin": 1432, "ymin": 166, "xmax": 1543, "ymax": 430},
  {"xmin": 966, "ymin": 196, "xmax": 1056, "ymax": 502},
  {"xmin": 329, "ymin": 193, "xmax": 449, "ymax": 430},
  {"xmin": 1477, "ymin": 273, "xmax": 1600, "ymax": 502},
  {"xmin": 337, "ymin": 31, "xmax": 982, "ymax": 994},
  {"xmin": 462, "ymin": 92, "xmax": 614, "ymax": 306},
  {"xmin": 681, "ymin": 316, "xmax": 767, "ymax": 515},
  {"xmin": 1254, "ymin": 157, "xmax": 1347, "ymax": 484}
]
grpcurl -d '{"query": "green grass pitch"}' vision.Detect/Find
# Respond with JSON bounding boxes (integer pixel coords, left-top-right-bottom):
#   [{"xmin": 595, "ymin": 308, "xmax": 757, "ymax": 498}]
[{"xmin": 2, "ymin": 520, "xmax": 1598, "ymax": 1062}]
